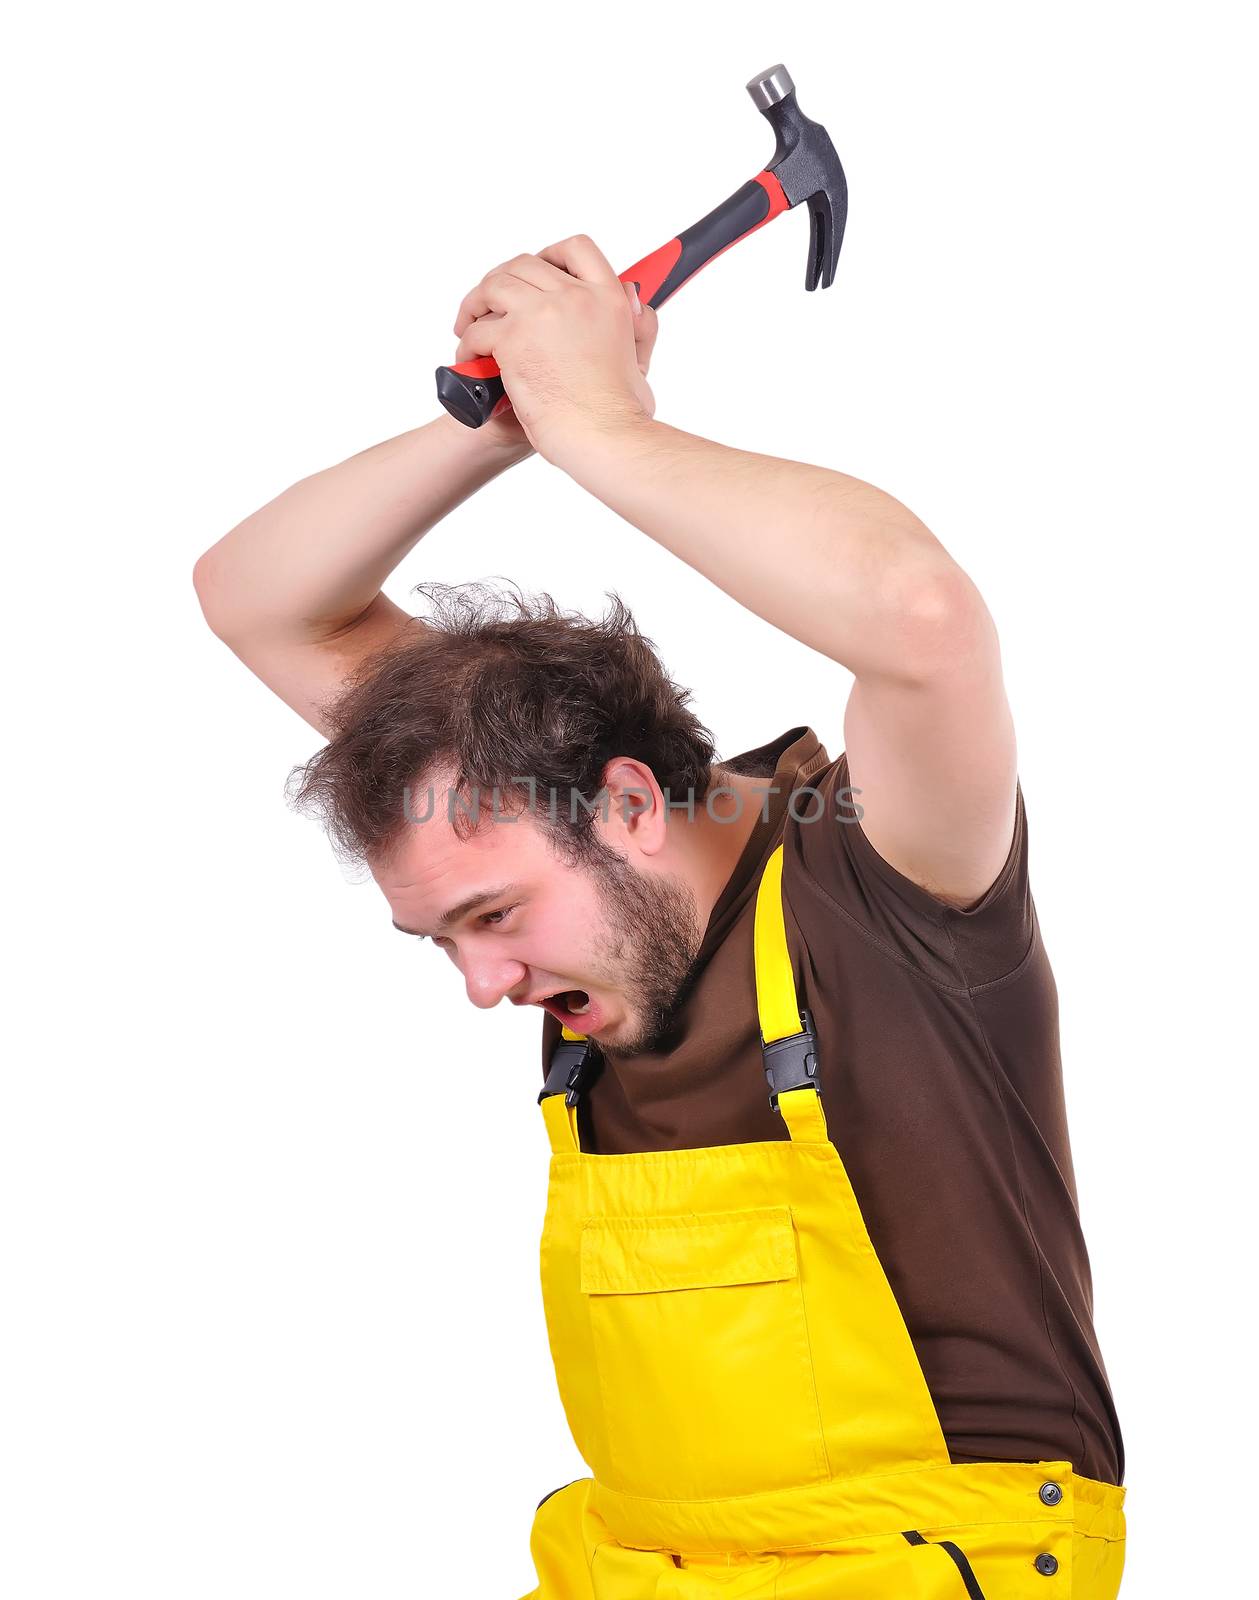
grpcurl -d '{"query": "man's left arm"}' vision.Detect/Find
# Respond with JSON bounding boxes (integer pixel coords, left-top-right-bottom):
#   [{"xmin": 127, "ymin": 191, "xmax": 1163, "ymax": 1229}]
[
  {"xmin": 552, "ymin": 416, "xmax": 1018, "ymax": 910},
  {"xmin": 452, "ymin": 234, "xmax": 1017, "ymax": 908}
]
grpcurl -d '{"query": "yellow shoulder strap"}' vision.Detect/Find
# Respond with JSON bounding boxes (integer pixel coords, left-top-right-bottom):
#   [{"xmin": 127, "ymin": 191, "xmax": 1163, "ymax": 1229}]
[
  {"xmin": 754, "ymin": 843, "xmax": 829, "ymax": 1145},
  {"xmin": 541, "ymin": 1089, "xmax": 580, "ymax": 1154},
  {"xmin": 754, "ymin": 842, "xmax": 803, "ymax": 1044}
]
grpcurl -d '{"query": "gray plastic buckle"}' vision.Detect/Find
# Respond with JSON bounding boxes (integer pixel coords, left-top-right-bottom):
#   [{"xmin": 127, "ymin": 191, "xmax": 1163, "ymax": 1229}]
[{"xmin": 761, "ymin": 1008, "xmax": 819, "ymax": 1111}]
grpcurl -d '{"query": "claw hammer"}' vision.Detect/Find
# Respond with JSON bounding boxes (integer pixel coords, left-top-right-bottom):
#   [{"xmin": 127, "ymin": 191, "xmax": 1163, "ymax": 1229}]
[{"xmin": 435, "ymin": 63, "xmax": 848, "ymax": 429}]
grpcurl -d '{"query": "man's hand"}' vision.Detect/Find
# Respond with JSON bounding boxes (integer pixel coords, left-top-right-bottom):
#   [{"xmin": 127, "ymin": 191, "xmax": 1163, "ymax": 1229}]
[{"xmin": 452, "ymin": 235, "xmax": 658, "ymax": 463}]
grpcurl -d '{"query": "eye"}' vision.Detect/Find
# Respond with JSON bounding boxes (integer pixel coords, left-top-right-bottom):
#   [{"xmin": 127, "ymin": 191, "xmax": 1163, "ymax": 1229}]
[{"xmin": 479, "ymin": 904, "xmax": 518, "ymax": 928}]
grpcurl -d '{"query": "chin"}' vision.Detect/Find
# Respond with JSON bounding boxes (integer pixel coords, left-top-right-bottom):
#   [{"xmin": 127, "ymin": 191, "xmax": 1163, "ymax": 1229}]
[{"xmin": 601, "ymin": 1016, "xmax": 665, "ymax": 1060}]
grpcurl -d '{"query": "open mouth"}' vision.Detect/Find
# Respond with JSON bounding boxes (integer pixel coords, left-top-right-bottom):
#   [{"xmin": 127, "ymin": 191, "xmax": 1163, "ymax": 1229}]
[{"xmin": 540, "ymin": 989, "xmax": 595, "ymax": 1028}]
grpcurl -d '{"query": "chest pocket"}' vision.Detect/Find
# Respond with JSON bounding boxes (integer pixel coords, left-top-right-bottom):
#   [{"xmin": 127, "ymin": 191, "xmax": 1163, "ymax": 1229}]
[{"xmin": 580, "ymin": 1205, "xmax": 829, "ymax": 1500}]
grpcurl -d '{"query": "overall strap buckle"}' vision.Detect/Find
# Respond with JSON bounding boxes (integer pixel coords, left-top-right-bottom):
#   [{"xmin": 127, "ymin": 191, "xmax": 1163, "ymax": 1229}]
[
  {"xmin": 761, "ymin": 1008, "xmax": 820, "ymax": 1112},
  {"xmin": 538, "ymin": 1039, "xmax": 600, "ymax": 1106}
]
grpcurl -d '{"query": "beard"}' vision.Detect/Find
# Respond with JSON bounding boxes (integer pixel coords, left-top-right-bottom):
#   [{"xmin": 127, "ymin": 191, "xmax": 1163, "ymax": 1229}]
[{"xmin": 581, "ymin": 840, "xmax": 705, "ymax": 1059}]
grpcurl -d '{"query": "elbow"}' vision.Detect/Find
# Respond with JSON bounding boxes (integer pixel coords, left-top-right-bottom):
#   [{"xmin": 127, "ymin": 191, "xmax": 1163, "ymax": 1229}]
[
  {"xmin": 192, "ymin": 548, "xmax": 236, "ymax": 642},
  {"xmin": 885, "ymin": 564, "xmax": 999, "ymax": 684}
]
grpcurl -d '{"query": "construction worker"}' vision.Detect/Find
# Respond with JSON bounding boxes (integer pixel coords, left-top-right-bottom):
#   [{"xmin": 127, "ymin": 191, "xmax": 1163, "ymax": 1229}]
[{"xmin": 194, "ymin": 235, "xmax": 1125, "ymax": 1597}]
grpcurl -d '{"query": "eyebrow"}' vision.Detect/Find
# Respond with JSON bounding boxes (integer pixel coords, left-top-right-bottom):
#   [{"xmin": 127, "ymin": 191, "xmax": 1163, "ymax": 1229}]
[{"xmin": 391, "ymin": 882, "xmax": 523, "ymax": 939}]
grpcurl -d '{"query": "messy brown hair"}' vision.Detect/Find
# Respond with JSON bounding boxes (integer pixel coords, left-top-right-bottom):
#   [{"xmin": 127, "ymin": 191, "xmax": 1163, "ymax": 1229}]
[{"xmin": 286, "ymin": 581, "xmax": 718, "ymax": 870}]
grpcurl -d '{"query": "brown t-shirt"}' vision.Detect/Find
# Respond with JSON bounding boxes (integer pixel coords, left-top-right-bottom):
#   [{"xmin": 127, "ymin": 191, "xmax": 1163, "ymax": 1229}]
[{"xmin": 540, "ymin": 726, "xmax": 1124, "ymax": 1486}]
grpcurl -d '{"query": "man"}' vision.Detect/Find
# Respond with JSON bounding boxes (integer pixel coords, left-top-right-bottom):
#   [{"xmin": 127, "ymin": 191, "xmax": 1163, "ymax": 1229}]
[{"xmin": 194, "ymin": 235, "xmax": 1125, "ymax": 1596}]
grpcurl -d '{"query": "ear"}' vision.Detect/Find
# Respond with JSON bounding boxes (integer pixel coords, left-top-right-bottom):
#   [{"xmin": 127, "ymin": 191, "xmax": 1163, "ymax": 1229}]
[{"xmin": 598, "ymin": 757, "xmax": 670, "ymax": 855}]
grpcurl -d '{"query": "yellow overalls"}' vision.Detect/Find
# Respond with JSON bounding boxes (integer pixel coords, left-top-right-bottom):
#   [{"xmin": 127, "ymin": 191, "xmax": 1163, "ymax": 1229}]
[{"xmin": 525, "ymin": 844, "xmax": 1126, "ymax": 1598}]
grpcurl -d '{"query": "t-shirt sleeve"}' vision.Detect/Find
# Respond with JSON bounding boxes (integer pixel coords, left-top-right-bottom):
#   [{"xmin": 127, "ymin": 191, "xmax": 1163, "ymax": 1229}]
[{"xmin": 788, "ymin": 751, "xmax": 1036, "ymax": 991}]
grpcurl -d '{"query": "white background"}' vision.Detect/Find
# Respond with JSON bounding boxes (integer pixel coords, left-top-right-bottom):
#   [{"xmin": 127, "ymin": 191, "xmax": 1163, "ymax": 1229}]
[{"xmin": 3, "ymin": 3, "xmax": 1254, "ymax": 1595}]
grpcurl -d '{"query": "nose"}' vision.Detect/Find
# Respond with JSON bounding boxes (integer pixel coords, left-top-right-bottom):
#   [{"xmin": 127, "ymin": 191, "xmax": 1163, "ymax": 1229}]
[{"xmin": 459, "ymin": 950, "xmax": 528, "ymax": 1010}]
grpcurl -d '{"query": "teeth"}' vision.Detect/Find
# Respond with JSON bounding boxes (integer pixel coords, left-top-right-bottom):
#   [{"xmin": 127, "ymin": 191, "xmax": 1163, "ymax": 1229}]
[{"xmin": 568, "ymin": 993, "xmax": 590, "ymax": 1015}]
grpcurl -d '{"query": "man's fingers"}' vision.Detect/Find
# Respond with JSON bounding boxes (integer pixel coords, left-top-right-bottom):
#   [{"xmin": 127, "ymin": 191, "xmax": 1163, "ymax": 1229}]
[
  {"xmin": 632, "ymin": 298, "xmax": 659, "ymax": 373},
  {"xmin": 508, "ymin": 253, "xmax": 575, "ymax": 291},
  {"xmin": 450, "ymin": 236, "xmax": 635, "ymax": 366},
  {"xmin": 454, "ymin": 312, "xmax": 505, "ymax": 365},
  {"xmin": 452, "ymin": 255, "xmax": 574, "ymax": 337},
  {"xmin": 453, "ymin": 272, "xmax": 532, "ymax": 338},
  {"xmin": 536, "ymin": 234, "xmax": 620, "ymax": 286}
]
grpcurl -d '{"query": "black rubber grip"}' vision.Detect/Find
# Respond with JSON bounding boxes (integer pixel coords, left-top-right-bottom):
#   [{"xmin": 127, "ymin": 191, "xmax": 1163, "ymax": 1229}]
[
  {"xmin": 648, "ymin": 178, "xmax": 775, "ymax": 308},
  {"xmin": 435, "ymin": 365, "xmax": 505, "ymax": 429}
]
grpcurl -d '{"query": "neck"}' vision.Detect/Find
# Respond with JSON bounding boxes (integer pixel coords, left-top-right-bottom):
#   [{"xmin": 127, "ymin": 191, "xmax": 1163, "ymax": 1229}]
[{"xmin": 675, "ymin": 766, "xmax": 770, "ymax": 929}]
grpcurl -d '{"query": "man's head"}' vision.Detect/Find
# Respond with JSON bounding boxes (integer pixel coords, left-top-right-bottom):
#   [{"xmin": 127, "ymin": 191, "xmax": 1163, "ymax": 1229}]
[{"xmin": 287, "ymin": 582, "xmax": 728, "ymax": 1055}]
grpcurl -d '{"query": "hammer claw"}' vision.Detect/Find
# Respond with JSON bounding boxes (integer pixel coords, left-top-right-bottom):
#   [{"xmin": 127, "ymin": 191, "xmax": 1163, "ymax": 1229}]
[
  {"xmin": 751, "ymin": 62, "xmax": 848, "ymax": 293},
  {"xmin": 806, "ymin": 189, "xmax": 840, "ymax": 292}
]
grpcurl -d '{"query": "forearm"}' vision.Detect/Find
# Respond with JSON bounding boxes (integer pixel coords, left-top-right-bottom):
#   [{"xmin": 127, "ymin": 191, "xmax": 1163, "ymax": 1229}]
[
  {"xmin": 194, "ymin": 413, "xmax": 532, "ymax": 643},
  {"xmin": 548, "ymin": 417, "xmax": 974, "ymax": 682}
]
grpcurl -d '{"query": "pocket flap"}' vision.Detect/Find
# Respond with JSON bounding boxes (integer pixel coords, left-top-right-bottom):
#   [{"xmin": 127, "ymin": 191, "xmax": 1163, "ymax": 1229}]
[{"xmin": 580, "ymin": 1206, "xmax": 798, "ymax": 1295}]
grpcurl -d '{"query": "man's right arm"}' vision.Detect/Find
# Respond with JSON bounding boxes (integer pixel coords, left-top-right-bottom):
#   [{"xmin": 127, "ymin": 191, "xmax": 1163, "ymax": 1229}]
[{"xmin": 192, "ymin": 412, "xmax": 533, "ymax": 736}]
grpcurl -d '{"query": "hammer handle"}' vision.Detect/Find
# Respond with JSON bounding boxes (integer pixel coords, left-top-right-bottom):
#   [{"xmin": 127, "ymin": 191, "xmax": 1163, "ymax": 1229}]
[{"xmin": 435, "ymin": 169, "xmax": 790, "ymax": 429}]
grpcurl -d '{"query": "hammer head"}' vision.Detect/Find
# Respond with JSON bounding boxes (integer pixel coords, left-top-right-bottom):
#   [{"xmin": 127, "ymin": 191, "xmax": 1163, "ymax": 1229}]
[{"xmin": 747, "ymin": 64, "xmax": 848, "ymax": 291}]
